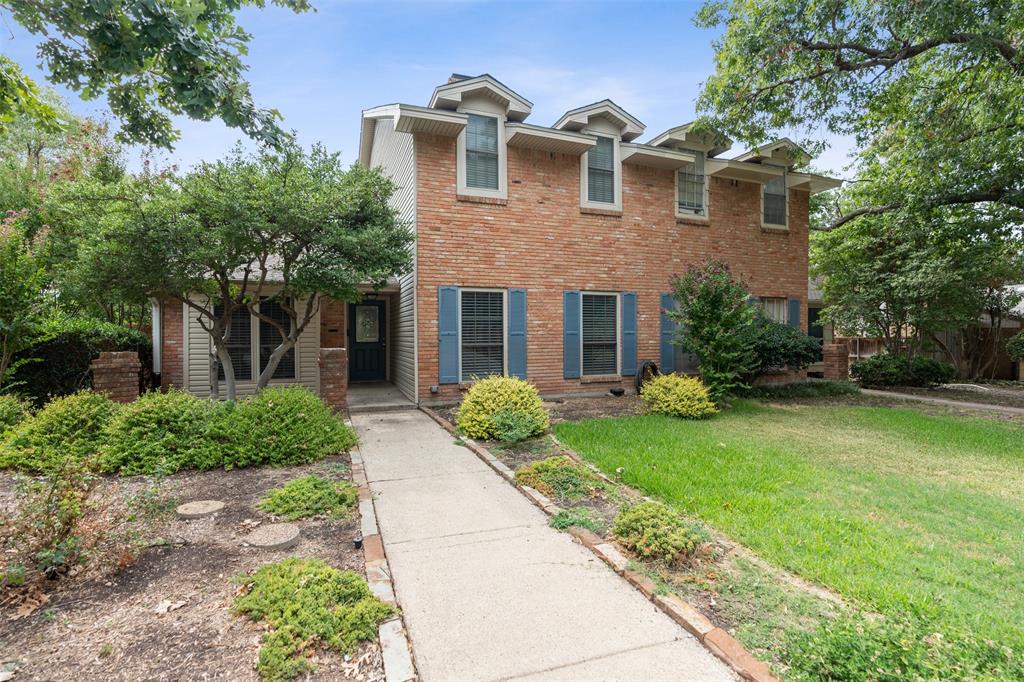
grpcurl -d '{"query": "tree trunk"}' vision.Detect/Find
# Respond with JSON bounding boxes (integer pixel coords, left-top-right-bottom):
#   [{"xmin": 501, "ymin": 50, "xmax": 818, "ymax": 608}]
[
  {"xmin": 255, "ymin": 337, "xmax": 298, "ymax": 389},
  {"xmin": 210, "ymin": 341, "xmax": 237, "ymax": 401}
]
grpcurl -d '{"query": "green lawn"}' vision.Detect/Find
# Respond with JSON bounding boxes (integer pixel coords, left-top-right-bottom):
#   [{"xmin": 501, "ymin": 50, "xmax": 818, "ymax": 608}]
[{"xmin": 554, "ymin": 401, "xmax": 1024, "ymax": 648}]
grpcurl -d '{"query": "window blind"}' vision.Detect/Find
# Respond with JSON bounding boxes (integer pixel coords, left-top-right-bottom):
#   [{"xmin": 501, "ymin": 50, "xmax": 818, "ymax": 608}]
[
  {"xmin": 587, "ymin": 136, "xmax": 615, "ymax": 203},
  {"xmin": 763, "ymin": 172, "xmax": 787, "ymax": 225},
  {"xmin": 214, "ymin": 304, "xmax": 252, "ymax": 381},
  {"xmin": 258, "ymin": 298, "xmax": 296, "ymax": 380},
  {"xmin": 677, "ymin": 151, "xmax": 705, "ymax": 215},
  {"xmin": 461, "ymin": 291, "xmax": 504, "ymax": 378},
  {"xmin": 582, "ymin": 293, "xmax": 617, "ymax": 375},
  {"xmin": 466, "ymin": 114, "xmax": 499, "ymax": 190}
]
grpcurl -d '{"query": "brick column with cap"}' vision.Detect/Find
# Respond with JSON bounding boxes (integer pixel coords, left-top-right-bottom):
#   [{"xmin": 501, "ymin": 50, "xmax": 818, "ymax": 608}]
[
  {"xmin": 822, "ymin": 343, "xmax": 850, "ymax": 381},
  {"xmin": 90, "ymin": 351, "xmax": 142, "ymax": 403},
  {"xmin": 320, "ymin": 348, "xmax": 348, "ymax": 411}
]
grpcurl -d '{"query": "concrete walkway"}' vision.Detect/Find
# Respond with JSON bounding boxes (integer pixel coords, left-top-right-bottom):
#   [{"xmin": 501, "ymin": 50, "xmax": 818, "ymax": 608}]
[
  {"xmin": 352, "ymin": 410, "xmax": 735, "ymax": 682},
  {"xmin": 862, "ymin": 388, "xmax": 1024, "ymax": 416}
]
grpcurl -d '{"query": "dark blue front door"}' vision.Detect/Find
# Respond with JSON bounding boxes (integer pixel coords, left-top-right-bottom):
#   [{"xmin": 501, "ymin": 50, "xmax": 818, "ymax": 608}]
[{"xmin": 349, "ymin": 301, "xmax": 387, "ymax": 381}]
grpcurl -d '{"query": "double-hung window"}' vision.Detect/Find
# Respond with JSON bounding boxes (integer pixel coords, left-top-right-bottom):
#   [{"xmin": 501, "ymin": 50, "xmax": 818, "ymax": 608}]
[
  {"xmin": 763, "ymin": 171, "xmax": 787, "ymax": 227},
  {"xmin": 212, "ymin": 298, "xmax": 298, "ymax": 382},
  {"xmin": 587, "ymin": 136, "xmax": 615, "ymax": 204},
  {"xmin": 465, "ymin": 114, "xmax": 499, "ymax": 190},
  {"xmin": 760, "ymin": 297, "xmax": 787, "ymax": 323},
  {"xmin": 677, "ymin": 151, "xmax": 706, "ymax": 217},
  {"xmin": 581, "ymin": 293, "xmax": 618, "ymax": 376},
  {"xmin": 258, "ymin": 298, "xmax": 296, "ymax": 380},
  {"xmin": 214, "ymin": 304, "xmax": 253, "ymax": 381},
  {"xmin": 460, "ymin": 290, "xmax": 505, "ymax": 380}
]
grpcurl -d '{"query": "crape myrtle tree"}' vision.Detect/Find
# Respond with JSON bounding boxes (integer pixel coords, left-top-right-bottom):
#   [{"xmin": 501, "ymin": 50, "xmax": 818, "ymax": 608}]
[{"xmin": 80, "ymin": 143, "xmax": 414, "ymax": 399}]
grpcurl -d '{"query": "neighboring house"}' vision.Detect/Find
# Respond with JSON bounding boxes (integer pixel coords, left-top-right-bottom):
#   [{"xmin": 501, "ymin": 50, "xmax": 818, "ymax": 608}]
[{"xmin": 153, "ymin": 73, "xmax": 840, "ymax": 404}]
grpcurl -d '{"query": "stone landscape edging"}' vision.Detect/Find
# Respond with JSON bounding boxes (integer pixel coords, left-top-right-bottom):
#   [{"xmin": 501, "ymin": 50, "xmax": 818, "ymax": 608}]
[
  {"xmin": 346, "ymin": 418, "xmax": 419, "ymax": 682},
  {"xmin": 419, "ymin": 406, "xmax": 779, "ymax": 682}
]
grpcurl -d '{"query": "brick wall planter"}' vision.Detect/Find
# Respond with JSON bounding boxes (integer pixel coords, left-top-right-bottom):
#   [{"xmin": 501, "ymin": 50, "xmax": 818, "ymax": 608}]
[
  {"xmin": 90, "ymin": 351, "xmax": 142, "ymax": 403},
  {"xmin": 319, "ymin": 347, "xmax": 348, "ymax": 411},
  {"xmin": 822, "ymin": 343, "xmax": 850, "ymax": 380}
]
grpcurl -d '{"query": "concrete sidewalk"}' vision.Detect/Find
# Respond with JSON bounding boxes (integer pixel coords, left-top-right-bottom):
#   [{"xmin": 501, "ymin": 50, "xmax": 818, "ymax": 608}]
[{"xmin": 352, "ymin": 410, "xmax": 735, "ymax": 682}]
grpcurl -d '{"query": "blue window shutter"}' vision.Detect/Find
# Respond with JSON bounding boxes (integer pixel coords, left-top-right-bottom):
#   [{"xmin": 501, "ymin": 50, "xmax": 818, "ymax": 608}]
[
  {"xmin": 508, "ymin": 288, "xmax": 527, "ymax": 379},
  {"xmin": 788, "ymin": 298, "xmax": 801, "ymax": 328},
  {"xmin": 438, "ymin": 286, "xmax": 459, "ymax": 384},
  {"xmin": 563, "ymin": 291, "xmax": 581, "ymax": 379},
  {"xmin": 621, "ymin": 292, "xmax": 637, "ymax": 376},
  {"xmin": 659, "ymin": 293, "xmax": 676, "ymax": 373}
]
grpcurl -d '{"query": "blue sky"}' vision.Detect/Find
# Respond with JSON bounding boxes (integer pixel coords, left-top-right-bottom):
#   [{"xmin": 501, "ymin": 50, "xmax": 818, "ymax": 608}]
[{"xmin": 1, "ymin": 1, "xmax": 853, "ymax": 173}]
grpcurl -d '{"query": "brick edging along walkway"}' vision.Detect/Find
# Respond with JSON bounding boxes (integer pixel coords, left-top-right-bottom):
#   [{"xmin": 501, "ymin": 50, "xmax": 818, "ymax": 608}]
[
  {"xmin": 346, "ymin": 418, "xmax": 419, "ymax": 682},
  {"xmin": 420, "ymin": 406, "xmax": 779, "ymax": 682}
]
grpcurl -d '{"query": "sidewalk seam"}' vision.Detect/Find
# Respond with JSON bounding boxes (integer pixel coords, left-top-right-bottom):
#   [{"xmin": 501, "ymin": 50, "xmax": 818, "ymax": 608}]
[{"xmin": 420, "ymin": 406, "xmax": 778, "ymax": 682}]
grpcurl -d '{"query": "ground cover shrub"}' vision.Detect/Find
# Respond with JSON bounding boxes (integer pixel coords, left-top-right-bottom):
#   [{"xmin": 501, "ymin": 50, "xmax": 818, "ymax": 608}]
[
  {"xmin": 784, "ymin": 610, "xmax": 1024, "ymax": 681},
  {"xmin": 514, "ymin": 455, "xmax": 606, "ymax": 501},
  {"xmin": 549, "ymin": 507, "xmax": 603, "ymax": 533},
  {"xmin": 639, "ymin": 374, "xmax": 718, "ymax": 419},
  {"xmin": 612, "ymin": 501, "xmax": 709, "ymax": 564},
  {"xmin": 232, "ymin": 558, "xmax": 394, "ymax": 681},
  {"xmin": 744, "ymin": 380, "xmax": 860, "ymax": 400},
  {"xmin": 99, "ymin": 390, "xmax": 221, "ymax": 475},
  {"xmin": 455, "ymin": 376, "xmax": 549, "ymax": 441},
  {"xmin": 258, "ymin": 475, "xmax": 358, "ymax": 520},
  {"xmin": 0, "ymin": 391, "xmax": 119, "ymax": 471},
  {"xmin": 211, "ymin": 386, "xmax": 358, "ymax": 469},
  {"xmin": 0, "ymin": 394, "xmax": 32, "ymax": 432},
  {"xmin": 851, "ymin": 353, "xmax": 956, "ymax": 387}
]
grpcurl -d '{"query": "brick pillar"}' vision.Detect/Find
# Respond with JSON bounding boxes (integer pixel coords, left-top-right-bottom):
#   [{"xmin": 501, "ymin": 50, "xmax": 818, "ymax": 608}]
[
  {"xmin": 320, "ymin": 347, "xmax": 348, "ymax": 411},
  {"xmin": 822, "ymin": 343, "xmax": 850, "ymax": 381},
  {"xmin": 91, "ymin": 351, "xmax": 142, "ymax": 403}
]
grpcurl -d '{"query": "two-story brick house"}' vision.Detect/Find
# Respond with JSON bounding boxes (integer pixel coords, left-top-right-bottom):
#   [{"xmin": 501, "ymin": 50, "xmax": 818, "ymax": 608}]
[{"xmin": 153, "ymin": 73, "xmax": 839, "ymax": 406}]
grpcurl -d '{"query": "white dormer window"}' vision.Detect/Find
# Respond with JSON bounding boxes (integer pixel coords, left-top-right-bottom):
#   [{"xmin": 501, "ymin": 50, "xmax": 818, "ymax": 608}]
[
  {"xmin": 465, "ymin": 114, "xmax": 499, "ymax": 190},
  {"xmin": 580, "ymin": 134, "xmax": 622, "ymax": 210},
  {"xmin": 677, "ymin": 151, "xmax": 707, "ymax": 218},
  {"xmin": 763, "ymin": 170, "xmax": 788, "ymax": 227}
]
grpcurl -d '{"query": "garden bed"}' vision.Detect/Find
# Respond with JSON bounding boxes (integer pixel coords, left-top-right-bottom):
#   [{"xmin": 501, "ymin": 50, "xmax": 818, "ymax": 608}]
[
  {"xmin": 0, "ymin": 455, "xmax": 383, "ymax": 681},
  {"xmin": 883, "ymin": 382, "xmax": 1024, "ymax": 410}
]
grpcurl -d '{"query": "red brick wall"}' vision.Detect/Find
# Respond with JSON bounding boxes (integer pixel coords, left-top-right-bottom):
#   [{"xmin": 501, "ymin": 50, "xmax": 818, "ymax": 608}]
[
  {"xmin": 414, "ymin": 134, "xmax": 810, "ymax": 401},
  {"xmin": 320, "ymin": 347, "xmax": 348, "ymax": 410},
  {"xmin": 91, "ymin": 351, "xmax": 141, "ymax": 403},
  {"xmin": 320, "ymin": 297, "xmax": 347, "ymax": 348},
  {"xmin": 160, "ymin": 298, "xmax": 184, "ymax": 389},
  {"xmin": 823, "ymin": 343, "xmax": 850, "ymax": 380}
]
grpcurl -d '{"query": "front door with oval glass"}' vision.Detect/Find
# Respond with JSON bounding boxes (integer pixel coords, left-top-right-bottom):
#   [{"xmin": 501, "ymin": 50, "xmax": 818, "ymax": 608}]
[{"xmin": 348, "ymin": 301, "xmax": 386, "ymax": 381}]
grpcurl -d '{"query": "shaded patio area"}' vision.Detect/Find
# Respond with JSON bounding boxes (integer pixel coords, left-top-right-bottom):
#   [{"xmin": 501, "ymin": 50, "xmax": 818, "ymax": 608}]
[{"xmin": 347, "ymin": 381, "xmax": 415, "ymax": 413}]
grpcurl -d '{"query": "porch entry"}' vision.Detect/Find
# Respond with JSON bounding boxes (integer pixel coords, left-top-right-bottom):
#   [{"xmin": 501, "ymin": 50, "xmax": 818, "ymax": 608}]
[{"xmin": 348, "ymin": 300, "xmax": 386, "ymax": 381}]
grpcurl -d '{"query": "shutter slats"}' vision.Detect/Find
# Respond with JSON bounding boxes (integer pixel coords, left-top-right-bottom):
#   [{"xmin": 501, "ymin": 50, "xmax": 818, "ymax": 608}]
[
  {"xmin": 563, "ymin": 291, "xmax": 581, "ymax": 379},
  {"xmin": 508, "ymin": 288, "xmax": 527, "ymax": 380},
  {"xmin": 438, "ymin": 287, "xmax": 459, "ymax": 384},
  {"xmin": 788, "ymin": 298, "xmax": 801, "ymax": 328},
  {"xmin": 621, "ymin": 292, "xmax": 637, "ymax": 376}
]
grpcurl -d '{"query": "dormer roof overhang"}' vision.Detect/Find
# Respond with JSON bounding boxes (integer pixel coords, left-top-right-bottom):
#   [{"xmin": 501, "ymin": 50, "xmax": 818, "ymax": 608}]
[
  {"xmin": 620, "ymin": 143, "xmax": 696, "ymax": 170},
  {"xmin": 788, "ymin": 171, "xmax": 843, "ymax": 194},
  {"xmin": 734, "ymin": 137, "xmax": 812, "ymax": 167},
  {"xmin": 359, "ymin": 104, "xmax": 467, "ymax": 167},
  {"xmin": 505, "ymin": 123, "xmax": 597, "ymax": 155},
  {"xmin": 647, "ymin": 123, "xmax": 732, "ymax": 157},
  {"xmin": 429, "ymin": 74, "xmax": 533, "ymax": 121},
  {"xmin": 552, "ymin": 99, "xmax": 645, "ymax": 141},
  {"xmin": 706, "ymin": 158, "xmax": 785, "ymax": 184}
]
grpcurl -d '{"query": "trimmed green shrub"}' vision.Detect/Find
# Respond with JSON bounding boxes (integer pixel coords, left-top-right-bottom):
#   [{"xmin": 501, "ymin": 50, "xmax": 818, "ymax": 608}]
[
  {"xmin": 233, "ymin": 558, "xmax": 394, "ymax": 681},
  {"xmin": 785, "ymin": 610, "xmax": 1024, "ymax": 682},
  {"xmin": 456, "ymin": 376, "xmax": 549, "ymax": 440},
  {"xmin": 0, "ymin": 394, "xmax": 32, "ymax": 433},
  {"xmin": 212, "ymin": 386, "xmax": 357, "ymax": 469},
  {"xmin": 0, "ymin": 391, "xmax": 119, "ymax": 471},
  {"xmin": 99, "ymin": 390, "xmax": 221, "ymax": 475},
  {"xmin": 612, "ymin": 501, "xmax": 709, "ymax": 564},
  {"xmin": 748, "ymin": 317, "xmax": 822, "ymax": 379},
  {"xmin": 744, "ymin": 380, "xmax": 861, "ymax": 400},
  {"xmin": 11, "ymin": 315, "xmax": 151, "ymax": 406},
  {"xmin": 1007, "ymin": 332, "xmax": 1024, "ymax": 363},
  {"xmin": 514, "ymin": 456, "xmax": 606, "ymax": 501},
  {"xmin": 258, "ymin": 475, "xmax": 358, "ymax": 520},
  {"xmin": 640, "ymin": 374, "xmax": 718, "ymax": 419},
  {"xmin": 851, "ymin": 353, "xmax": 956, "ymax": 387}
]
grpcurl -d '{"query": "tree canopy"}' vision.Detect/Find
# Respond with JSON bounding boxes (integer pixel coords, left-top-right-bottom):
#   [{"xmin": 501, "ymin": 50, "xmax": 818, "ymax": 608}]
[{"xmin": 0, "ymin": 0, "xmax": 311, "ymax": 148}]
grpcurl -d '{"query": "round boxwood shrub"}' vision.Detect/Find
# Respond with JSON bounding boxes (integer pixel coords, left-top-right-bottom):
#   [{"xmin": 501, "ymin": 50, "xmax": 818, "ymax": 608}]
[
  {"xmin": 0, "ymin": 394, "xmax": 33, "ymax": 434},
  {"xmin": 0, "ymin": 391, "xmax": 119, "ymax": 472},
  {"xmin": 639, "ymin": 374, "xmax": 718, "ymax": 419},
  {"xmin": 211, "ymin": 386, "xmax": 358, "ymax": 469},
  {"xmin": 850, "ymin": 353, "xmax": 956, "ymax": 387},
  {"xmin": 612, "ymin": 501, "xmax": 709, "ymax": 564},
  {"xmin": 455, "ymin": 376, "xmax": 550, "ymax": 440},
  {"xmin": 99, "ymin": 389, "xmax": 221, "ymax": 475}
]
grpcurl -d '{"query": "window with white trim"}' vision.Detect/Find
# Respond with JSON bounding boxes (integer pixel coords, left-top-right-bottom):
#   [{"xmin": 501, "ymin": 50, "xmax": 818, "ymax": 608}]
[
  {"xmin": 677, "ymin": 151, "xmax": 706, "ymax": 217},
  {"xmin": 460, "ymin": 290, "xmax": 505, "ymax": 379},
  {"xmin": 763, "ymin": 171, "xmax": 787, "ymax": 226},
  {"xmin": 465, "ymin": 114, "xmax": 499, "ymax": 190},
  {"xmin": 587, "ymin": 136, "xmax": 615, "ymax": 204},
  {"xmin": 760, "ymin": 297, "xmax": 787, "ymax": 323},
  {"xmin": 258, "ymin": 298, "xmax": 296, "ymax": 380},
  {"xmin": 581, "ymin": 293, "xmax": 618, "ymax": 376}
]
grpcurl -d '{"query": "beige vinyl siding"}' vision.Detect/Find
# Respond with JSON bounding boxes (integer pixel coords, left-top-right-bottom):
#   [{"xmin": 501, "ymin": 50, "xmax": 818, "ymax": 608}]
[
  {"xmin": 369, "ymin": 117, "xmax": 417, "ymax": 402},
  {"xmin": 182, "ymin": 298, "xmax": 321, "ymax": 398}
]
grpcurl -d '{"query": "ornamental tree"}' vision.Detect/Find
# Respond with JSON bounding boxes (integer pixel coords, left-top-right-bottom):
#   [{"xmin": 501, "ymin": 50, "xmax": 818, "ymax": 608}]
[
  {"xmin": 0, "ymin": 222, "xmax": 48, "ymax": 389},
  {"xmin": 79, "ymin": 143, "xmax": 413, "ymax": 399}
]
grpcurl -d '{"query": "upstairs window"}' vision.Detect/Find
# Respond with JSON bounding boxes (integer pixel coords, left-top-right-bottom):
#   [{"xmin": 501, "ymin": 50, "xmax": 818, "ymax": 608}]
[
  {"xmin": 677, "ymin": 151, "xmax": 706, "ymax": 217},
  {"xmin": 465, "ymin": 114, "xmax": 499, "ymax": 190},
  {"xmin": 763, "ymin": 171, "xmax": 787, "ymax": 226},
  {"xmin": 214, "ymin": 304, "xmax": 252, "ymax": 381},
  {"xmin": 581, "ymin": 293, "xmax": 618, "ymax": 375},
  {"xmin": 587, "ymin": 136, "xmax": 615, "ymax": 204},
  {"xmin": 258, "ymin": 298, "xmax": 296, "ymax": 380},
  {"xmin": 460, "ymin": 290, "xmax": 505, "ymax": 379}
]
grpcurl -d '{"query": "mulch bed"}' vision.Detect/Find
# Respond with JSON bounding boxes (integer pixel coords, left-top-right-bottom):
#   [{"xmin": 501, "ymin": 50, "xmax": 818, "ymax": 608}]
[
  {"xmin": 883, "ymin": 383, "xmax": 1024, "ymax": 410},
  {"xmin": 0, "ymin": 456, "xmax": 383, "ymax": 681}
]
